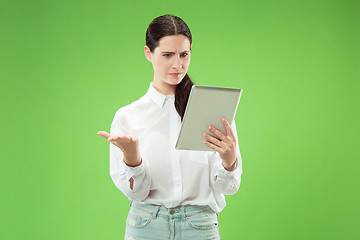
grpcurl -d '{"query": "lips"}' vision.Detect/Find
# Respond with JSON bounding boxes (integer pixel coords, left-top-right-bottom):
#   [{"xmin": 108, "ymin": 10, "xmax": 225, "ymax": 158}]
[{"xmin": 170, "ymin": 73, "xmax": 181, "ymax": 76}]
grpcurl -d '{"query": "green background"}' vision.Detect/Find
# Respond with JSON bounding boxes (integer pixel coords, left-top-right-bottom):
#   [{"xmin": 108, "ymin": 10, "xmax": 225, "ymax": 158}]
[{"xmin": 1, "ymin": 0, "xmax": 359, "ymax": 239}]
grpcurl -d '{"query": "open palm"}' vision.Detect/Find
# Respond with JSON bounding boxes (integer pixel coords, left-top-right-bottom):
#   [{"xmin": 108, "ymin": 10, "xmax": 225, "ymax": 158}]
[{"xmin": 97, "ymin": 131, "xmax": 141, "ymax": 167}]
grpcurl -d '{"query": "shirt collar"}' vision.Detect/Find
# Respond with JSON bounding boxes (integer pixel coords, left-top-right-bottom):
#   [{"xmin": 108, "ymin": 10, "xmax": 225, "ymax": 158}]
[{"xmin": 146, "ymin": 82, "xmax": 175, "ymax": 108}]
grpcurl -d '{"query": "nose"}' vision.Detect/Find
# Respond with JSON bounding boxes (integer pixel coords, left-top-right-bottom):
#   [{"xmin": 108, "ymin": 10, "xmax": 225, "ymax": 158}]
[{"xmin": 172, "ymin": 55, "xmax": 182, "ymax": 70}]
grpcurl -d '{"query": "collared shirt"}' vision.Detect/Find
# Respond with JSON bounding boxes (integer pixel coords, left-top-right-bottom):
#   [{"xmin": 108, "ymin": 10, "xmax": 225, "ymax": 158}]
[{"xmin": 109, "ymin": 82, "xmax": 243, "ymax": 213}]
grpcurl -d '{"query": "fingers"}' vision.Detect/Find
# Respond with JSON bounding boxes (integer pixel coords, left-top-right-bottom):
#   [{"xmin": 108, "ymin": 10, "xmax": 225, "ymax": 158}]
[
  {"xmin": 97, "ymin": 130, "xmax": 121, "ymax": 144},
  {"xmin": 207, "ymin": 125, "xmax": 229, "ymax": 143},
  {"xmin": 204, "ymin": 140, "xmax": 222, "ymax": 152},
  {"xmin": 204, "ymin": 118, "xmax": 237, "ymax": 152},
  {"xmin": 203, "ymin": 133, "xmax": 225, "ymax": 148},
  {"xmin": 108, "ymin": 135, "xmax": 137, "ymax": 143},
  {"xmin": 108, "ymin": 135, "xmax": 124, "ymax": 142},
  {"xmin": 129, "ymin": 136, "xmax": 138, "ymax": 142},
  {"xmin": 97, "ymin": 131, "xmax": 110, "ymax": 139},
  {"xmin": 108, "ymin": 136, "xmax": 118, "ymax": 142},
  {"xmin": 221, "ymin": 117, "xmax": 236, "ymax": 140}
]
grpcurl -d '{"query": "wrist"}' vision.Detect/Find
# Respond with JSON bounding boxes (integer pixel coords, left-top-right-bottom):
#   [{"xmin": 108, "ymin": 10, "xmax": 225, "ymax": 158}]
[
  {"xmin": 222, "ymin": 158, "xmax": 237, "ymax": 171},
  {"xmin": 123, "ymin": 152, "xmax": 142, "ymax": 167}
]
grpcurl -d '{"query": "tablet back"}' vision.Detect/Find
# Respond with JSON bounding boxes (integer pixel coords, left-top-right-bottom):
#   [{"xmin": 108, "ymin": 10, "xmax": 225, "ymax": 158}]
[{"xmin": 175, "ymin": 85, "xmax": 242, "ymax": 151}]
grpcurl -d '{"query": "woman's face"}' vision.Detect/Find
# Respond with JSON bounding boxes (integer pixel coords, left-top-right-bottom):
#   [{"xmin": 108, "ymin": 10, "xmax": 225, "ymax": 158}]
[{"xmin": 145, "ymin": 34, "xmax": 192, "ymax": 95}]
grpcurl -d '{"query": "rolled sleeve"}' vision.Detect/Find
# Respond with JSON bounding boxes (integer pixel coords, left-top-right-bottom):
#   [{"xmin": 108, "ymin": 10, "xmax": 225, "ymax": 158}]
[
  {"xmin": 120, "ymin": 159, "xmax": 151, "ymax": 196},
  {"xmin": 109, "ymin": 109, "xmax": 151, "ymax": 201},
  {"xmin": 217, "ymin": 158, "xmax": 242, "ymax": 179},
  {"xmin": 210, "ymin": 119, "xmax": 243, "ymax": 195}
]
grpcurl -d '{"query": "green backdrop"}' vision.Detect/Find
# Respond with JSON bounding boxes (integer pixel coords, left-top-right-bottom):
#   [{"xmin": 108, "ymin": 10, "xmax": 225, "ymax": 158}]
[{"xmin": 1, "ymin": 0, "xmax": 359, "ymax": 239}]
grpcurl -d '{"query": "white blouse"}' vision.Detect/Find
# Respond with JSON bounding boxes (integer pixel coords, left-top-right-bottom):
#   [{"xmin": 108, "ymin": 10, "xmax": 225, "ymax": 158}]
[{"xmin": 109, "ymin": 82, "xmax": 243, "ymax": 213}]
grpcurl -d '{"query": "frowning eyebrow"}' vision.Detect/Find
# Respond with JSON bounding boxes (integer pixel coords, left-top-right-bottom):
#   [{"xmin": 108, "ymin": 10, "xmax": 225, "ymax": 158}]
[{"xmin": 161, "ymin": 50, "xmax": 190, "ymax": 54}]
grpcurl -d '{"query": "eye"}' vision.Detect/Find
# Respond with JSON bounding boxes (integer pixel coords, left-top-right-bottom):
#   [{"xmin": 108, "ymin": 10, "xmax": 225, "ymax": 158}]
[
  {"xmin": 163, "ymin": 54, "xmax": 171, "ymax": 57},
  {"xmin": 181, "ymin": 53, "xmax": 188, "ymax": 57}
]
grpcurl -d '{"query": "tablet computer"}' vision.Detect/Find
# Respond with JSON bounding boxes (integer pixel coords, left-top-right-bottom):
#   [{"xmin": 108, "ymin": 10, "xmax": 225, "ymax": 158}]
[{"xmin": 175, "ymin": 85, "xmax": 243, "ymax": 151}]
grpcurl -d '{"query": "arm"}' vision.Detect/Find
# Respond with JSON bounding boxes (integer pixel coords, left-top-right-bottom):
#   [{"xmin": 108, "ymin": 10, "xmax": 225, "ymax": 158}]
[
  {"xmin": 207, "ymin": 119, "xmax": 243, "ymax": 195},
  {"xmin": 107, "ymin": 110, "xmax": 151, "ymax": 201}
]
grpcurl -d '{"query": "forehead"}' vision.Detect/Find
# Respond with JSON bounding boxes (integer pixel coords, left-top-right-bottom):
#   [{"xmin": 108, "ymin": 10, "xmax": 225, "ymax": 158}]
[{"xmin": 156, "ymin": 34, "xmax": 191, "ymax": 52}]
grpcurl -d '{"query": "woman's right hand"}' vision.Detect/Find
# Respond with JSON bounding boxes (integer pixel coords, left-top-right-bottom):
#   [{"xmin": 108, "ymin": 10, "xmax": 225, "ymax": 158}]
[{"xmin": 97, "ymin": 131, "xmax": 142, "ymax": 167}]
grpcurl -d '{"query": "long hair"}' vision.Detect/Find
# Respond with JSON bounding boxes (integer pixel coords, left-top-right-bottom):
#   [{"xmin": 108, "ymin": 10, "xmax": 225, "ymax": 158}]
[{"xmin": 145, "ymin": 14, "xmax": 194, "ymax": 121}]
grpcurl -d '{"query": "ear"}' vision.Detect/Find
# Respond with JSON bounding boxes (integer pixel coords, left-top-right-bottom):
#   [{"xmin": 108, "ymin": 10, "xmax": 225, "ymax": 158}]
[
  {"xmin": 190, "ymin": 43, "xmax": 193, "ymax": 51},
  {"xmin": 144, "ymin": 45, "xmax": 152, "ymax": 62}
]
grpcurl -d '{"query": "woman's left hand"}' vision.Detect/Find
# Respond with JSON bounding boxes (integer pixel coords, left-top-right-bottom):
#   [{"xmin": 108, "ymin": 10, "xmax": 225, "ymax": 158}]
[{"xmin": 203, "ymin": 117, "xmax": 237, "ymax": 171}]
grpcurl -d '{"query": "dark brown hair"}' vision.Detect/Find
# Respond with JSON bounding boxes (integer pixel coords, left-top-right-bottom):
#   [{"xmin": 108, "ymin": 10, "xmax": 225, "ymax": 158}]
[{"xmin": 145, "ymin": 14, "xmax": 194, "ymax": 121}]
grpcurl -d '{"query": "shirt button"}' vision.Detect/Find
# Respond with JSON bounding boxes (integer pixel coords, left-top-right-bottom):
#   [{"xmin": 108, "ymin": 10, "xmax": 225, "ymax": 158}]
[{"xmin": 170, "ymin": 209, "xmax": 175, "ymax": 215}]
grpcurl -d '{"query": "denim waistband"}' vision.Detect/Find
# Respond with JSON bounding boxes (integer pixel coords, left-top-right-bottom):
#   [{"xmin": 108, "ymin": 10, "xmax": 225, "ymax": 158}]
[{"xmin": 130, "ymin": 201, "xmax": 216, "ymax": 220}]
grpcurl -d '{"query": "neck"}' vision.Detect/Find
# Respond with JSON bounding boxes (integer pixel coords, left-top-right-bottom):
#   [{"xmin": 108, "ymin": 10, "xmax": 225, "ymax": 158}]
[{"xmin": 152, "ymin": 80, "xmax": 176, "ymax": 96}]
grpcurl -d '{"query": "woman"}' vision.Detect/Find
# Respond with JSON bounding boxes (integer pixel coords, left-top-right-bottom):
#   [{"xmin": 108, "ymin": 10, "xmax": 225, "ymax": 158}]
[{"xmin": 98, "ymin": 14, "xmax": 243, "ymax": 240}]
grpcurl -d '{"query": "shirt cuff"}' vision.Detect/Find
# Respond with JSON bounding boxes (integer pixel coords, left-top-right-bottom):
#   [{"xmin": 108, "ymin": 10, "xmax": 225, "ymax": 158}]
[
  {"xmin": 120, "ymin": 158, "xmax": 145, "ymax": 180},
  {"xmin": 217, "ymin": 158, "xmax": 242, "ymax": 179}
]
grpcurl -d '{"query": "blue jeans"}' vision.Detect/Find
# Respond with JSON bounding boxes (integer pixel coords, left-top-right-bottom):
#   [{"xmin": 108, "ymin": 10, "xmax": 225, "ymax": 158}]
[{"xmin": 125, "ymin": 201, "xmax": 220, "ymax": 240}]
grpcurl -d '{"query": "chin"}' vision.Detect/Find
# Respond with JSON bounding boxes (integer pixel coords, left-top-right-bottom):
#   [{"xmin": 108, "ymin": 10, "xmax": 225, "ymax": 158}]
[{"xmin": 166, "ymin": 78, "xmax": 183, "ymax": 86}]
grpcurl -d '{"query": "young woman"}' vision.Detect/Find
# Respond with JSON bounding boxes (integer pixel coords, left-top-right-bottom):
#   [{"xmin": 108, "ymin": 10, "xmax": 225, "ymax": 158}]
[{"xmin": 98, "ymin": 14, "xmax": 243, "ymax": 240}]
